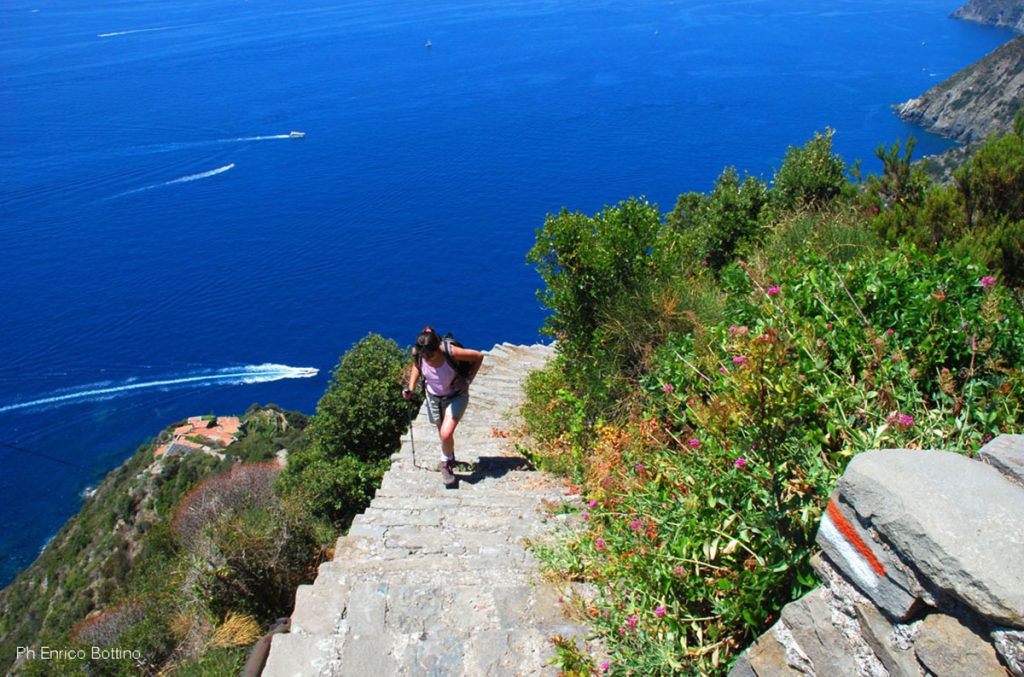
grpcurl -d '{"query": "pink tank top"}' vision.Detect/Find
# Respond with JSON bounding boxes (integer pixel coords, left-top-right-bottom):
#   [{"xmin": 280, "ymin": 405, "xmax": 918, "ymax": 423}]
[{"xmin": 421, "ymin": 355, "xmax": 462, "ymax": 397}]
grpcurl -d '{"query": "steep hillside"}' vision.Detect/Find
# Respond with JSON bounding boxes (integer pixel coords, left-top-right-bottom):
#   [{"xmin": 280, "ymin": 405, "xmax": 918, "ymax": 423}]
[
  {"xmin": 0, "ymin": 406, "xmax": 309, "ymax": 675},
  {"xmin": 952, "ymin": 0, "xmax": 1024, "ymax": 31},
  {"xmin": 895, "ymin": 35, "xmax": 1024, "ymax": 144}
]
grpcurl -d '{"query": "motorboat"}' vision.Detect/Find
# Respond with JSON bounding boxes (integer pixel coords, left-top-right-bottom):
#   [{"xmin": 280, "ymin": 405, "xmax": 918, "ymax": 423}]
[{"xmin": 288, "ymin": 131, "xmax": 306, "ymax": 138}]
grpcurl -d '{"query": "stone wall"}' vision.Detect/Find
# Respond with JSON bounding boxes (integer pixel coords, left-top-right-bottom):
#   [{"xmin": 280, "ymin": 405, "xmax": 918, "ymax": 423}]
[{"xmin": 730, "ymin": 435, "xmax": 1024, "ymax": 677}]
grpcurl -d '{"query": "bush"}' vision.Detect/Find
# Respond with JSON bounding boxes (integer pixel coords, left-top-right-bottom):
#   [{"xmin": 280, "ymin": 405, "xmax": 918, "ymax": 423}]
[
  {"xmin": 535, "ymin": 249, "xmax": 1024, "ymax": 675},
  {"xmin": 306, "ymin": 333, "xmax": 407, "ymax": 462},
  {"xmin": 771, "ymin": 128, "xmax": 848, "ymax": 210},
  {"xmin": 527, "ymin": 198, "xmax": 666, "ymax": 363}
]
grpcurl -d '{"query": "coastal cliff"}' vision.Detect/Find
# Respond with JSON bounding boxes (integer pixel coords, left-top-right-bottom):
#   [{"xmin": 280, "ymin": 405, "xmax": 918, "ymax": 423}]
[
  {"xmin": 895, "ymin": 35, "xmax": 1024, "ymax": 144},
  {"xmin": 952, "ymin": 0, "xmax": 1024, "ymax": 31}
]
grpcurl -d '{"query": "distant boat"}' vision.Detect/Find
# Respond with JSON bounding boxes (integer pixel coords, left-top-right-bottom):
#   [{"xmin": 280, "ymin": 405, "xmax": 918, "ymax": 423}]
[
  {"xmin": 425, "ymin": 39, "xmax": 432, "ymax": 48},
  {"xmin": 288, "ymin": 131, "xmax": 306, "ymax": 138}
]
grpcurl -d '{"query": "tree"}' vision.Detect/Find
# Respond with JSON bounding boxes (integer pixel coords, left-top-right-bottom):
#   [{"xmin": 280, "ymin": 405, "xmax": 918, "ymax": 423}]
[{"xmin": 306, "ymin": 334, "xmax": 407, "ymax": 462}]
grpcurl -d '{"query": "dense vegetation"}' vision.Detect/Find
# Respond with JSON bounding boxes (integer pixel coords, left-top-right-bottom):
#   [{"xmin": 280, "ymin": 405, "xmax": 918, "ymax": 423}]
[
  {"xmin": 0, "ymin": 334, "xmax": 411, "ymax": 676},
  {"xmin": 522, "ymin": 123, "xmax": 1024, "ymax": 675}
]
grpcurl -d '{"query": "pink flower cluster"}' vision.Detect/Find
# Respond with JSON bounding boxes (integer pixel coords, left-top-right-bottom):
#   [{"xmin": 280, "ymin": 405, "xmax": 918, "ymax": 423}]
[
  {"xmin": 688, "ymin": 438, "xmax": 701, "ymax": 448},
  {"xmin": 766, "ymin": 286, "xmax": 781, "ymax": 296},
  {"xmin": 980, "ymin": 276, "xmax": 997, "ymax": 289},
  {"xmin": 662, "ymin": 382, "xmax": 674, "ymax": 393},
  {"xmin": 887, "ymin": 412, "xmax": 915, "ymax": 429},
  {"xmin": 732, "ymin": 355, "xmax": 748, "ymax": 366},
  {"xmin": 734, "ymin": 457, "xmax": 748, "ymax": 469}
]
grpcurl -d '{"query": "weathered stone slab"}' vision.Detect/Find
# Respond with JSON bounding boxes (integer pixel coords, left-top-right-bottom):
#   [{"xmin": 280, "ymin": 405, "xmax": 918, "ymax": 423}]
[
  {"xmin": 831, "ymin": 449, "xmax": 1024, "ymax": 627},
  {"xmin": 335, "ymin": 632, "xmax": 398, "ymax": 677},
  {"xmin": 914, "ymin": 613, "xmax": 1006, "ymax": 677},
  {"xmin": 262, "ymin": 632, "xmax": 334, "ymax": 677},
  {"xmin": 291, "ymin": 584, "xmax": 346, "ymax": 636},
  {"xmin": 345, "ymin": 580, "xmax": 387, "ymax": 637},
  {"xmin": 779, "ymin": 588, "xmax": 861, "ymax": 676},
  {"xmin": 978, "ymin": 434, "xmax": 1024, "ymax": 488},
  {"xmin": 854, "ymin": 602, "xmax": 923, "ymax": 677},
  {"xmin": 743, "ymin": 631, "xmax": 803, "ymax": 676}
]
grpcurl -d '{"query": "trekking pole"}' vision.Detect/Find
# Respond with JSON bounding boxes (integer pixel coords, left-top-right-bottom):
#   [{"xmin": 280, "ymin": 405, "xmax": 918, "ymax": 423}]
[{"xmin": 406, "ymin": 397, "xmax": 416, "ymax": 468}]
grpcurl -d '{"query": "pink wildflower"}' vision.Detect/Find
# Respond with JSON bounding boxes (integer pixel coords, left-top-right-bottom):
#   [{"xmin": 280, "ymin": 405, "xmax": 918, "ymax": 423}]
[
  {"xmin": 635, "ymin": 463, "xmax": 645, "ymax": 473},
  {"xmin": 887, "ymin": 412, "xmax": 915, "ymax": 429},
  {"xmin": 672, "ymin": 565, "xmax": 686, "ymax": 577},
  {"xmin": 600, "ymin": 661, "xmax": 610, "ymax": 673},
  {"xmin": 688, "ymin": 438, "xmax": 701, "ymax": 448},
  {"xmin": 629, "ymin": 520, "xmax": 642, "ymax": 531},
  {"xmin": 767, "ymin": 286, "xmax": 781, "ymax": 296},
  {"xmin": 662, "ymin": 382, "xmax": 674, "ymax": 393},
  {"xmin": 582, "ymin": 512, "xmax": 590, "ymax": 521},
  {"xmin": 980, "ymin": 276, "xmax": 997, "ymax": 289},
  {"xmin": 719, "ymin": 366, "xmax": 728, "ymax": 374},
  {"xmin": 732, "ymin": 355, "xmax": 748, "ymax": 366},
  {"xmin": 886, "ymin": 328, "xmax": 894, "ymax": 336},
  {"xmin": 588, "ymin": 498, "xmax": 597, "ymax": 508},
  {"xmin": 734, "ymin": 457, "xmax": 748, "ymax": 469},
  {"xmin": 595, "ymin": 539, "xmax": 606, "ymax": 550},
  {"xmin": 625, "ymin": 614, "xmax": 639, "ymax": 629},
  {"xmin": 826, "ymin": 322, "xmax": 833, "ymax": 331},
  {"xmin": 655, "ymin": 606, "xmax": 667, "ymax": 618}
]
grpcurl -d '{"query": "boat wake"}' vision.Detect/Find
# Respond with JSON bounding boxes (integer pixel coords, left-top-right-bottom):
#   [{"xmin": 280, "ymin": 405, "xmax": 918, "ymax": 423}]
[
  {"xmin": 109, "ymin": 162, "xmax": 235, "ymax": 199},
  {"xmin": 0, "ymin": 364, "xmax": 319, "ymax": 414},
  {"xmin": 98, "ymin": 26, "xmax": 182, "ymax": 38}
]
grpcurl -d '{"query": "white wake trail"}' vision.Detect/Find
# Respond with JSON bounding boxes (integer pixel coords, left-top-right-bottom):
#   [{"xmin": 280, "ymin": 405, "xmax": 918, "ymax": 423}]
[
  {"xmin": 109, "ymin": 163, "xmax": 235, "ymax": 199},
  {"xmin": 164, "ymin": 163, "xmax": 235, "ymax": 185},
  {"xmin": 98, "ymin": 26, "xmax": 180, "ymax": 38},
  {"xmin": 0, "ymin": 364, "xmax": 319, "ymax": 414}
]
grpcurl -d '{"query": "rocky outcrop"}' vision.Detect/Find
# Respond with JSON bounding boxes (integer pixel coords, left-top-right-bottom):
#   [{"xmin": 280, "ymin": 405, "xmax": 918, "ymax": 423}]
[
  {"xmin": 730, "ymin": 436, "xmax": 1024, "ymax": 676},
  {"xmin": 895, "ymin": 35, "xmax": 1024, "ymax": 144},
  {"xmin": 952, "ymin": 0, "xmax": 1024, "ymax": 32},
  {"xmin": 262, "ymin": 343, "xmax": 590, "ymax": 676}
]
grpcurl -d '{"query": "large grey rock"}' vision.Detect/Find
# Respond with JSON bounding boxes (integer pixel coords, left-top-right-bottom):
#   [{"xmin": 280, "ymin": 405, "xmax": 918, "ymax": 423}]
[
  {"xmin": 978, "ymin": 434, "xmax": 1024, "ymax": 488},
  {"xmin": 831, "ymin": 449, "xmax": 1024, "ymax": 627},
  {"xmin": 816, "ymin": 496, "xmax": 921, "ymax": 620},
  {"xmin": 779, "ymin": 589, "xmax": 861, "ymax": 676},
  {"xmin": 913, "ymin": 613, "xmax": 1006, "ymax": 677}
]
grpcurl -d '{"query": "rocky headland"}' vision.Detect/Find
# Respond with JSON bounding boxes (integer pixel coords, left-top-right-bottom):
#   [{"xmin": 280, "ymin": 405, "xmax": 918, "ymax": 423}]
[
  {"xmin": 953, "ymin": 0, "xmax": 1024, "ymax": 31},
  {"xmin": 895, "ymin": 35, "xmax": 1024, "ymax": 145}
]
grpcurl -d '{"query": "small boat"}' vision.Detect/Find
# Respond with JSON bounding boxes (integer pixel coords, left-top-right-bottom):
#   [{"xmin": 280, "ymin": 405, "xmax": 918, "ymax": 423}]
[
  {"xmin": 288, "ymin": 131, "xmax": 306, "ymax": 138},
  {"xmin": 425, "ymin": 39, "xmax": 432, "ymax": 48}
]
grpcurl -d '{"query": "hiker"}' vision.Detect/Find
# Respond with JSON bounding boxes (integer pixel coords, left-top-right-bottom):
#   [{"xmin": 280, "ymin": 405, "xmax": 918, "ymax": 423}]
[{"xmin": 402, "ymin": 326, "xmax": 484, "ymax": 485}]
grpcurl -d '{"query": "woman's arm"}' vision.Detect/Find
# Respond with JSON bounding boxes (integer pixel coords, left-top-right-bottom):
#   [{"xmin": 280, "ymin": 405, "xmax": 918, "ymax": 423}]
[
  {"xmin": 404, "ymin": 359, "xmax": 421, "ymax": 399},
  {"xmin": 450, "ymin": 345, "xmax": 485, "ymax": 384}
]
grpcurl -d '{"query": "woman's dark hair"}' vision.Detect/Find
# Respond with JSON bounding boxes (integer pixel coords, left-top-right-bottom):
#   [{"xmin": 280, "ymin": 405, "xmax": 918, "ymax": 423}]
[{"xmin": 415, "ymin": 326, "xmax": 441, "ymax": 357}]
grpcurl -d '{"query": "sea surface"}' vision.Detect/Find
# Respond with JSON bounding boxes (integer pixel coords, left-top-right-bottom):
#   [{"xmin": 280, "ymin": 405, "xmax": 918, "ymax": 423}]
[{"xmin": 0, "ymin": 0, "xmax": 1012, "ymax": 586}]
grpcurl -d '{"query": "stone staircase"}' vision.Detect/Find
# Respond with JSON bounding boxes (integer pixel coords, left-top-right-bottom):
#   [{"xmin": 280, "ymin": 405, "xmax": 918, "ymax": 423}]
[{"xmin": 263, "ymin": 343, "xmax": 587, "ymax": 676}]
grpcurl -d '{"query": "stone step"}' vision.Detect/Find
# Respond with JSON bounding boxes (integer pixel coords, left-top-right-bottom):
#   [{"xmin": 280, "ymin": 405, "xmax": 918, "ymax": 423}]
[{"xmin": 263, "ymin": 343, "xmax": 583, "ymax": 677}]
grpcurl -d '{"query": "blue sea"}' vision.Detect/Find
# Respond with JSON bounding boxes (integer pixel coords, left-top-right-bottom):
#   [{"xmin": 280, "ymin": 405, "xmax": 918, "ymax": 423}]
[{"xmin": 0, "ymin": 0, "xmax": 1012, "ymax": 586}]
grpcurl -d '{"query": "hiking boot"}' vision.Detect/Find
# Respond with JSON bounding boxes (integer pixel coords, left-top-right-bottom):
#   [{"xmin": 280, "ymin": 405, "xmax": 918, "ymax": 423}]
[{"xmin": 438, "ymin": 459, "xmax": 456, "ymax": 486}]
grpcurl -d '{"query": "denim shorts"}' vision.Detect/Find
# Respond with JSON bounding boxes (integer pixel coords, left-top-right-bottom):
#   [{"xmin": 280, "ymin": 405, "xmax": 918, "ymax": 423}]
[{"xmin": 425, "ymin": 389, "xmax": 469, "ymax": 425}]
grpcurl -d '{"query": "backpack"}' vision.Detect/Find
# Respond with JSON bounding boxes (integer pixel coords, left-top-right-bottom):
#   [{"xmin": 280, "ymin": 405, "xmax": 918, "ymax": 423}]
[{"xmin": 439, "ymin": 333, "xmax": 473, "ymax": 380}]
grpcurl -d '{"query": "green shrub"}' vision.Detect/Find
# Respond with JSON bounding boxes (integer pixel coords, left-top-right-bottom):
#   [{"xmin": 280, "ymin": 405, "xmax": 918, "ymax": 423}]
[
  {"xmin": 771, "ymin": 128, "xmax": 848, "ymax": 210},
  {"xmin": 306, "ymin": 333, "xmax": 407, "ymax": 462},
  {"xmin": 536, "ymin": 249, "xmax": 1024, "ymax": 675},
  {"xmin": 527, "ymin": 198, "xmax": 666, "ymax": 363}
]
